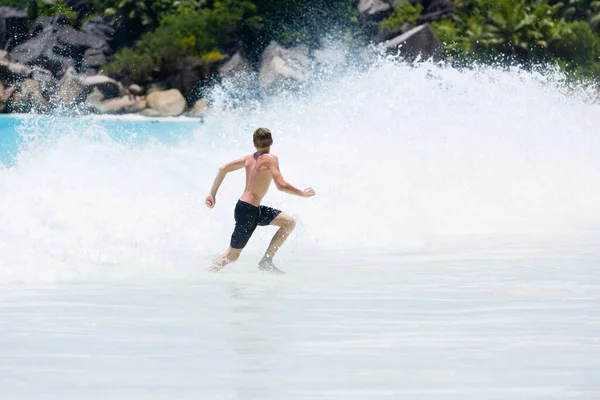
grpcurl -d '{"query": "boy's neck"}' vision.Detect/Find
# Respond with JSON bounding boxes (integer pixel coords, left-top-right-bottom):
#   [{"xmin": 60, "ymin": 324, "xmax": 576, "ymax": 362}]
[{"xmin": 255, "ymin": 147, "xmax": 270, "ymax": 155}]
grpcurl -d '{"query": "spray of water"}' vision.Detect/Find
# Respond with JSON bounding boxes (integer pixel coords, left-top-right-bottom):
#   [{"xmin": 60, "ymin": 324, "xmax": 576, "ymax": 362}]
[{"xmin": 1, "ymin": 55, "xmax": 599, "ymax": 282}]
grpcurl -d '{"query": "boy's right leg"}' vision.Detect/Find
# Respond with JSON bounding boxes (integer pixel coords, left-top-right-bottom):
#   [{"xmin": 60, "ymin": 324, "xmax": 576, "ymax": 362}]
[
  {"xmin": 208, "ymin": 200, "xmax": 258, "ymax": 272},
  {"xmin": 208, "ymin": 247, "xmax": 243, "ymax": 272}
]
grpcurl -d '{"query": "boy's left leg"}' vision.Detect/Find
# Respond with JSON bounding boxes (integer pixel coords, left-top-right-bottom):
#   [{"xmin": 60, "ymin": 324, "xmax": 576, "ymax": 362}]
[{"xmin": 259, "ymin": 212, "xmax": 296, "ymax": 273}]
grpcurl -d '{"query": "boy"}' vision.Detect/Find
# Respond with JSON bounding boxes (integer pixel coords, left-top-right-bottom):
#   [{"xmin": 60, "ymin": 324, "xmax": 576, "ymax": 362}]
[{"xmin": 205, "ymin": 128, "xmax": 316, "ymax": 274}]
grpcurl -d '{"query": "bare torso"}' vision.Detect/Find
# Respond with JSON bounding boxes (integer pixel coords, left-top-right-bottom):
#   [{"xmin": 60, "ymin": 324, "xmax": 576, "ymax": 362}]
[{"xmin": 239, "ymin": 152, "xmax": 274, "ymax": 206}]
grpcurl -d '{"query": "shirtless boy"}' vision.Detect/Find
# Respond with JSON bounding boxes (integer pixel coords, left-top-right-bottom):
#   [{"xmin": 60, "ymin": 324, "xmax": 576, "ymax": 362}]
[{"xmin": 205, "ymin": 128, "xmax": 316, "ymax": 274}]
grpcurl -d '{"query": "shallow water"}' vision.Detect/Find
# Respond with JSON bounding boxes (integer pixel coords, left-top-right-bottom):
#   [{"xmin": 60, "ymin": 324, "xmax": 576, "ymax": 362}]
[{"xmin": 2, "ymin": 237, "xmax": 599, "ymax": 399}]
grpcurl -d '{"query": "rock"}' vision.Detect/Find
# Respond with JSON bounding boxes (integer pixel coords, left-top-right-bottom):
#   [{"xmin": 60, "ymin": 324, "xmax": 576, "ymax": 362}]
[
  {"xmin": 382, "ymin": 23, "xmax": 446, "ymax": 62},
  {"xmin": 55, "ymin": 67, "xmax": 83, "ymax": 104},
  {"xmin": 32, "ymin": 66, "xmax": 54, "ymax": 83},
  {"xmin": 94, "ymin": 95, "xmax": 147, "ymax": 114},
  {"xmin": 80, "ymin": 74, "xmax": 122, "ymax": 99},
  {"xmin": 31, "ymin": 66, "xmax": 56, "ymax": 98},
  {"xmin": 258, "ymin": 42, "xmax": 310, "ymax": 91},
  {"xmin": 80, "ymin": 17, "xmax": 114, "ymax": 41},
  {"xmin": 424, "ymin": 0, "xmax": 453, "ymax": 13},
  {"xmin": 219, "ymin": 51, "xmax": 252, "ymax": 77},
  {"xmin": 415, "ymin": 0, "xmax": 454, "ymax": 23},
  {"xmin": 65, "ymin": 0, "xmax": 94, "ymax": 12},
  {"xmin": 31, "ymin": 15, "xmax": 69, "ymax": 37},
  {"xmin": 145, "ymin": 83, "xmax": 165, "ymax": 96},
  {"xmin": 12, "ymin": 15, "xmax": 110, "ymax": 77},
  {"xmin": 80, "ymin": 45, "xmax": 112, "ymax": 75},
  {"xmin": 128, "ymin": 84, "xmax": 144, "ymax": 96},
  {"xmin": 375, "ymin": 22, "xmax": 414, "ymax": 43},
  {"xmin": 85, "ymin": 86, "xmax": 104, "ymax": 103},
  {"xmin": 162, "ymin": 57, "xmax": 214, "ymax": 99},
  {"xmin": 0, "ymin": 7, "xmax": 28, "ymax": 50},
  {"xmin": 56, "ymin": 26, "xmax": 106, "ymax": 53},
  {"xmin": 359, "ymin": 0, "xmax": 392, "ymax": 20},
  {"xmin": 146, "ymin": 89, "xmax": 186, "ymax": 117},
  {"xmin": 139, "ymin": 108, "xmax": 163, "ymax": 118},
  {"xmin": 187, "ymin": 98, "xmax": 209, "ymax": 118},
  {"xmin": 10, "ymin": 34, "xmax": 75, "ymax": 77},
  {"xmin": 312, "ymin": 48, "xmax": 347, "ymax": 68},
  {"xmin": 0, "ymin": 57, "xmax": 33, "ymax": 81},
  {"xmin": 0, "ymin": 81, "xmax": 16, "ymax": 112},
  {"xmin": 11, "ymin": 78, "xmax": 49, "ymax": 113}
]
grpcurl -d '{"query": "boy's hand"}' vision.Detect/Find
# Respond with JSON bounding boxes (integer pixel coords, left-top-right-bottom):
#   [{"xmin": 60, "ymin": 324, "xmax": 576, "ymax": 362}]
[
  {"xmin": 303, "ymin": 187, "xmax": 316, "ymax": 197},
  {"xmin": 205, "ymin": 195, "xmax": 216, "ymax": 208}
]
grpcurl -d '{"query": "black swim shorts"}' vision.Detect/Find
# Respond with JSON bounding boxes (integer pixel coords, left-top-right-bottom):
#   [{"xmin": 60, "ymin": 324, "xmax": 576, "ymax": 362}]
[{"xmin": 230, "ymin": 200, "xmax": 282, "ymax": 249}]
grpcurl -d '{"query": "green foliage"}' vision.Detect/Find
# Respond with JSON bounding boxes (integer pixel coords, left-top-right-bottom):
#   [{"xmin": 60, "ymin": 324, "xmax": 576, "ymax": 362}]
[
  {"xmin": 250, "ymin": 0, "xmax": 359, "ymax": 48},
  {"xmin": 103, "ymin": 0, "xmax": 259, "ymax": 82},
  {"xmin": 100, "ymin": 0, "xmax": 172, "ymax": 29},
  {"xmin": 379, "ymin": 0, "xmax": 424, "ymax": 32},
  {"xmin": 433, "ymin": 0, "xmax": 565, "ymax": 57},
  {"xmin": 0, "ymin": 0, "xmax": 30, "ymax": 7},
  {"xmin": 30, "ymin": 0, "xmax": 78, "ymax": 26},
  {"xmin": 550, "ymin": 21, "xmax": 600, "ymax": 80},
  {"xmin": 433, "ymin": 0, "xmax": 600, "ymax": 80},
  {"xmin": 551, "ymin": 0, "xmax": 600, "ymax": 22},
  {"xmin": 101, "ymin": 47, "xmax": 155, "ymax": 82}
]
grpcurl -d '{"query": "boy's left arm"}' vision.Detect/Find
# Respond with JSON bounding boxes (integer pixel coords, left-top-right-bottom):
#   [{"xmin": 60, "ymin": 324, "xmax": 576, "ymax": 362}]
[{"xmin": 205, "ymin": 157, "xmax": 245, "ymax": 208}]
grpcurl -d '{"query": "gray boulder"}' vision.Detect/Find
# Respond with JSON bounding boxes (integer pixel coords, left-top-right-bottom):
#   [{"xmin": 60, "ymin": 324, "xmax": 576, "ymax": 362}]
[
  {"xmin": 128, "ymin": 83, "xmax": 144, "ymax": 96},
  {"xmin": 258, "ymin": 42, "xmax": 309, "ymax": 91},
  {"xmin": 56, "ymin": 26, "xmax": 106, "ymax": 53},
  {"xmin": 425, "ymin": 0, "xmax": 454, "ymax": 13},
  {"xmin": 80, "ymin": 17, "xmax": 114, "ymax": 42},
  {"xmin": 145, "ymin": 89, "xmax": 186, "ymax": 117},
  {"xmin": 31, "ymin": 15, "xmax": 69, "ymax": 37},
  {"xmin": 0, "ymin": 80, "xmax": 16, "ymax": 113},
  {"xmin": 359, "ymin": 0, "xmax": 392, "ymax": 20},
  {"xmin": 11, "ymin": 78, "xmax": 49, "ymax": 113},
  {"xmin": 80, "ymin": 74, "xmax": 122, "ymax": 99},
  {"xmin": 32, "ymin": 66, "xmax": 57, "ymax": 98},
  {"xmin": 10, "ymin": 33, "xmax": 76, "ymax": 77},
  {"xmin": 375, "ymin": 22, "xmax": 414, "ymax": 43},
  {"xmin": 93, "ymin": 95, "xmax": 147, "ymax": 114},
  {"xmin": 0, "ymin": 7, "xmax": 28, "ymax": 50},
  {"xmin": 161, "ymin": 56, "xmax": 215, "ymax": 99},
  {"xmin": 312, "ymin": 48, "xmax": 347, "ymax": 68},
  {"xmin": 219, "ymin": 51, "xmax": 252, "ymax": 77},
  {"xmin": 0, "ymin": 56, "xmax": 33, "ymax": 81},
  {"xmin": 11, "ymin": 14, "xmax": 110, "ymax": 77},
  {"xmin": 81, "ymin": 45, "xmax": 112, "ymax": 75},
  {"xmin": 55, "ymin": 67, "xmax": 83, "ymax": 104},
  {"xmin": 382, "ymin": 23, "xmax": 446, "ymax": 62},
  {"xmin": 187, "ymin": 98, "xmax": 209, "ymax": 118},
  {"xmin": 418, "ymin": 0, "xmax": 454, "ymax": 23}
]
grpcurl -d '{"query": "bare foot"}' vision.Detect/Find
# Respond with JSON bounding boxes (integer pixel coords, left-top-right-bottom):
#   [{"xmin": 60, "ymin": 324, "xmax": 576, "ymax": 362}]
[
  {"xmin": 206, "ymin": 264, "xmax": 220, "ymax": 272},
  {"xmin": 258, "ymin": 257, "xmax": 285, "ymax": 275}
]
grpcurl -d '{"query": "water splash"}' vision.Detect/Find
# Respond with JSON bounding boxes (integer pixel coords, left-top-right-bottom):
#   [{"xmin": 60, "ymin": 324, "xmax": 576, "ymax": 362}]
[{"xmin": 1, "ymin": 56, "xmax": 600, "ymax": 282}]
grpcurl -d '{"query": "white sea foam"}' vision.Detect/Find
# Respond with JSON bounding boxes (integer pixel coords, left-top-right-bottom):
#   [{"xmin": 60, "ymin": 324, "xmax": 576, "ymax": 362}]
[{"xmin": 1, "ymin": 56, "xmax": 600, "ymax": 282}]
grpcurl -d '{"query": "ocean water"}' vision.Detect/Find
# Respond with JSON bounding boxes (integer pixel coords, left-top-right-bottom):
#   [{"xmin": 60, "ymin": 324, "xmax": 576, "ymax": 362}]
[{"xmin": 1, "ymin": 59, "xmax": 600, "ymax": 399}]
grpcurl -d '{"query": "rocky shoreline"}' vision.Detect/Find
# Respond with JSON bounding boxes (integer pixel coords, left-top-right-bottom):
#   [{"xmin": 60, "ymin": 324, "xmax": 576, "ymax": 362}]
[{"xmin": 0, "ymin": 1, "xmax": 448, "ymax": 118}]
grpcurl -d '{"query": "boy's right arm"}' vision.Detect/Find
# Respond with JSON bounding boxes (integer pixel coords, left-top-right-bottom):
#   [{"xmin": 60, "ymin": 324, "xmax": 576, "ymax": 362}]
[
  {"xmin": 268, "ymin": 156, "xmax": 315, "ymax": 197},
  {"xmin": 205, "ymin": 156, "xmax": 246, "ymax": 208}
]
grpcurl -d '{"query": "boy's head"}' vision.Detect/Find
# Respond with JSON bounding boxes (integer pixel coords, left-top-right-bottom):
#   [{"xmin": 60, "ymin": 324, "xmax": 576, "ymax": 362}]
[{"xmin": 253, "ymin": 127, "xmax": 273, "ymax": 149}]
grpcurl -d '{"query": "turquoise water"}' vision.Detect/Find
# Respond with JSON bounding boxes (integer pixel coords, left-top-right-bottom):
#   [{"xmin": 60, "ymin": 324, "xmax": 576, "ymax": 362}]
[{"xmin": 0, "ymin": 115, "xmax": 199, "ymax": 167}]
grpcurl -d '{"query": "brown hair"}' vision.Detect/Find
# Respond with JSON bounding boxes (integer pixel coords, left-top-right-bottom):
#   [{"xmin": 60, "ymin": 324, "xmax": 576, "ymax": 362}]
[{"xmin": 253, "ymin": 127, "xmax": 273, "ymax": 148}]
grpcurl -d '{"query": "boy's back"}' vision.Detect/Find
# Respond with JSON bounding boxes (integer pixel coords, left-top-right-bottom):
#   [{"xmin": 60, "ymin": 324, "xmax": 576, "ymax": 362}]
[{"xmin": 241, "ymin": 152, "xmax": 276, "ymax": 207}]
